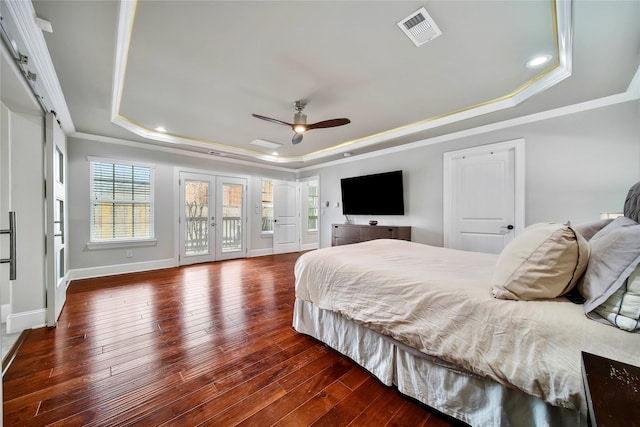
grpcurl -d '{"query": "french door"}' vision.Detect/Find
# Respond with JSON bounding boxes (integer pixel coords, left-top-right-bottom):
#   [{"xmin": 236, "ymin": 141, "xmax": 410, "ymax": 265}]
[
  {"xmin": 215, "ymin": 176, "xmax": 247, "ymax": 261},
  {"xmin": 179, "ymin": 172, "xmax": 246, "ymax": 265},
  {"xmin": 46, "ymin": 112, "xmax": 67, "ymax": 326}
]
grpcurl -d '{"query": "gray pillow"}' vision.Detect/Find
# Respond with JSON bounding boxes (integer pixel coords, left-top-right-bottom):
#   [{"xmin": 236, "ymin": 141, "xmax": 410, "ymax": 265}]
[
  {"xmin": 578, "ymin": 216, "xmax": 640, "ymax": 314},
  {"xmin": 572, "ymin": 218, "xmax": 614, "ymax": 241}
]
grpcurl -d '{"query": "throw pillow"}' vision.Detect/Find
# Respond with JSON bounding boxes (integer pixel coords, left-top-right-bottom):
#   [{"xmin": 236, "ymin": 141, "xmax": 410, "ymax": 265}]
[
  {"xmin": 594, "ymin": 265, "xmax": 640, "ymax": 331},
  {"xmin": 572, "ymin": 218, "xmax": 614, "ymax": 241},
  {"xmin": 491, "ymin": 222, "xmax": 590, "ymax": 301}
]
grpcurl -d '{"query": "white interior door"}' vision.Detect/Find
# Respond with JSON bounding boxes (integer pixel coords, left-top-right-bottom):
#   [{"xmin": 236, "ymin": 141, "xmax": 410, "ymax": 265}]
[
  {"xmin": 215, "ymin": 177, "xmax": 247, "ymax": 261},
  {"xmin": 179, "ymin": 172, "xmax": 215, "ymax": 265},
  {"xmin": 0, "ymin": 106, "xmax": 4, "ymax": 408},
  {"xmin": 273, "ymin": 181, "xmax": 300, "ymax": 254},
  {"xmin": 444, "ymin": 140, "xmax": 524, "ymax": 254},
  {"xmin": 46, "ymin": 113, "xmax": 68, "ymax": 326}
]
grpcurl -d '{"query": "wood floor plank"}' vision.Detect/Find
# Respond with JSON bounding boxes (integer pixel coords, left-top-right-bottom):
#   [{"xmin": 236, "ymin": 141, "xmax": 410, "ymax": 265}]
[
  {"xmin": 388, "ymin": 401, "xmax": 433, "ymax": 427},
  {"xmin": 237, "ymin": 358, "xmax": 354, "ymax": 426},
  {"xmin": 308, "ymin": 375, "xmax": 387, "ymax": 426},
  {"xmin": 272, "ymin": 380, "xmax": 352, "ymax": 427},
  {"xmin": 3, "ymin": 253, "xmax": 457, "ymax": 427}
]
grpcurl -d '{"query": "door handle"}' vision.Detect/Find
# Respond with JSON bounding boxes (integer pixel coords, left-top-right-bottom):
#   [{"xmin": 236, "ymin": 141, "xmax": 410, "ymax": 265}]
[
  {"xmin": 1, "ymin": 212, "xmax": 17, "ymax": 280},
  {"xmin": 499, "ymin": 224, "xmax": 514, "ymax": 235}
]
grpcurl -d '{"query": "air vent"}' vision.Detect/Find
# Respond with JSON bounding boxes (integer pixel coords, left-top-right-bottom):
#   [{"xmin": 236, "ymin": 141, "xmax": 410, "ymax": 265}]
[
  {"xmin": 250, "ymin": 139, "xmax": 282, "ymax": 149},
  {"xmin": 397, "ymin": 7, "xmax": 442, "ymax": 47}
]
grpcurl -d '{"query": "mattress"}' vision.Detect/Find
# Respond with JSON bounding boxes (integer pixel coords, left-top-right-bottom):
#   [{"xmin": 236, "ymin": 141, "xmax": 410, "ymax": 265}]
[{"xmin": 294, "ymin": 239, "xmax": 640, "ymax": 412}]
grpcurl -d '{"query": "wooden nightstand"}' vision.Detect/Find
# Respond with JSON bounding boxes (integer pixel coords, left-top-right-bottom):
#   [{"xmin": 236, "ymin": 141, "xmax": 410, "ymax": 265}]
[{"xmin": 582, "ymin": 352, "xmax": 640, "ymax": 426}]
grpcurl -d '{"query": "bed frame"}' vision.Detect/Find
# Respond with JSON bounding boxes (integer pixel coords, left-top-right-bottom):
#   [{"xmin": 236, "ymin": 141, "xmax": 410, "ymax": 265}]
[{"xmin": 293, "ymin": 298, "xmax": 586, "ymax": 427}]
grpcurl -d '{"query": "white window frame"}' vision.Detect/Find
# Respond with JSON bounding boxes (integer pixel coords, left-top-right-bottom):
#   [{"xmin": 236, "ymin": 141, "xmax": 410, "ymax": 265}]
[
  {"xmin": 87, "ymin": 157, "xmax": 157, "ymax": 249},
  {"xmin": 307, "ymin": 182, "xmax": 319, "ymax": 233},
  {"xmin": 261, "ymin": 178, "xmax": 274, "ymax": 235}
]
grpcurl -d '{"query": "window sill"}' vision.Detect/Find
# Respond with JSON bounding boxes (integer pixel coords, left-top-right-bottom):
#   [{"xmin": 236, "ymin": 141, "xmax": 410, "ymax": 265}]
[
  {"xmin": 86, "ymin": 239, "xmax": 157, "ymax": 250},
  {"xmin": 261, "ymin": 232, "xmax": 274, "ymax": 238}
]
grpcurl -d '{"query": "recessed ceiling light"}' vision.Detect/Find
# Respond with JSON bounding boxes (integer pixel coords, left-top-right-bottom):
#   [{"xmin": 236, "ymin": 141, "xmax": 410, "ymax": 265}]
[
  {"xmin": 154, "ymin": 126, "xmax": 168, "ymax": 133},
  {"xmin": 526, "ymin": 55, "xmax": 552, "ymax": 68}
]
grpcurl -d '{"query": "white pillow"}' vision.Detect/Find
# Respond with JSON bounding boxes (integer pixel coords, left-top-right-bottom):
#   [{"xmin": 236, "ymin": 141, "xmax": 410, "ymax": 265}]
[
  {"xmin": 491, "ymin": 222, "xmax": 590, "ymax": 301},
  {"xmin": 594, "ymin": 265, "xmax": 640, "ymax": 331}
]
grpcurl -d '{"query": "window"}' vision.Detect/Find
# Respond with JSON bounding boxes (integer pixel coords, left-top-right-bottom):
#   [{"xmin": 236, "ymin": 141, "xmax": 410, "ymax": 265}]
[
  {"xmin": 261, "ymin": 179, "xmax": 273, "ymax": 233},
  {"xmin": 90, "ymin": 159, "xmax": 154, "ymax": 242},
  {"xmin": 307, "ymin": 183, "xmax": 319, "ymax": 232}
]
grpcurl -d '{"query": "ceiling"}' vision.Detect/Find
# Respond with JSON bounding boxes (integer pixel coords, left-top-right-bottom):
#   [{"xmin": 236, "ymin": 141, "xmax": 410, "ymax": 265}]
[{"xmin": 15, "ymin": 1, "xmax": 640, "ymax": 168}]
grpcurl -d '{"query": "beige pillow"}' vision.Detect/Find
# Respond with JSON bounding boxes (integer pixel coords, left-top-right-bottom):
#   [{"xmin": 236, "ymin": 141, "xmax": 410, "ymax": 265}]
[{"xmin": 491, "ymin": 223, "xmax": 590, "ymax": 301}]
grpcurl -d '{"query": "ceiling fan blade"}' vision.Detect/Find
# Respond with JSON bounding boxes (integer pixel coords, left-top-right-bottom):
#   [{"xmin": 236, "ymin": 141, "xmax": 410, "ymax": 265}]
[
  {"xmin": 252, "ymin": 114, "xmax": 293, "ymax": 128},
  {"xmin": 292, "ymin": 133, "xmax": 304, "ymax": 145},
  {"xmin": 306, "ymin": 118, "xmax": 351, "ymax": 130}
]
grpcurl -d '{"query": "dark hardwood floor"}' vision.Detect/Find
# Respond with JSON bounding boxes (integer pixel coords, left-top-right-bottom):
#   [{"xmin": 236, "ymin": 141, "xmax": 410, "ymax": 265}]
[{"xmin": 3, "ymin": 252, "xmax": 457, "ymax": 426}]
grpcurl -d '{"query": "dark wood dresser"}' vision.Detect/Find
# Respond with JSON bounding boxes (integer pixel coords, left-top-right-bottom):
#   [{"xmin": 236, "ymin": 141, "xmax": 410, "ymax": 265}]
[
  {"xmin": 331, "ymin": 223, "xmax": 411, "ymax": 246},
  {"xmin": 582, "ymin": 351, "xmax": 640, "ymax": 426}
]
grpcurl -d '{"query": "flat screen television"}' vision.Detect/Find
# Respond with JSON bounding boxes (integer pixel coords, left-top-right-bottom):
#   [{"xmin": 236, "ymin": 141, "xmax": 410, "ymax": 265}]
[{"xmin": 341, "ymin": 170, "xmax": 405, "ymax": 215}]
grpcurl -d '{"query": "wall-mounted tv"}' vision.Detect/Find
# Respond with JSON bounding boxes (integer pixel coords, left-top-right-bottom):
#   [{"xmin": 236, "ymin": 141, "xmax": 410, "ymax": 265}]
[{"xmin": 341, "ymin": 170, "xmax": 405, "ymax": 215}]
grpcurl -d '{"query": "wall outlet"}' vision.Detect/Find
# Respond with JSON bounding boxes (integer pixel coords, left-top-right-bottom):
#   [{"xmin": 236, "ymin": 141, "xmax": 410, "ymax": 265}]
[{"xmin": 125, "ymin": 249, "xmax": 133, "ymax": 258}]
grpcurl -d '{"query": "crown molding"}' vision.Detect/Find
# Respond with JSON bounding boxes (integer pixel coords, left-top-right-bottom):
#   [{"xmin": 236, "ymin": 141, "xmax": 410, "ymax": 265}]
[
  {"xmin": 69, "ymin": 131, "xmax": 298, "ymax": 174},
  {"xmin": 298, "ymin": 88, "xmax": 640, "ymax": 173},
  {"xmin": 111, "ymin": 0, "xmax": 574, "ymax": 165}
]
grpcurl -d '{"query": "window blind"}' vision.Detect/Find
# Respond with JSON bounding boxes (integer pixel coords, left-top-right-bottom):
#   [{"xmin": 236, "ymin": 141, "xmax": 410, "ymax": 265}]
[{"xmin": 91, "ymin": 161, "xmax": 154, "ymax": 241}]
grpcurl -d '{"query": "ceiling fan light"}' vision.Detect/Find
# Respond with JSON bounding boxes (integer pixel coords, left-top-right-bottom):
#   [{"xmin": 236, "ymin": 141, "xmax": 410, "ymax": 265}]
[{"xmin": 293, "ymin": 125, "xmax": 307, "ymax": 133}]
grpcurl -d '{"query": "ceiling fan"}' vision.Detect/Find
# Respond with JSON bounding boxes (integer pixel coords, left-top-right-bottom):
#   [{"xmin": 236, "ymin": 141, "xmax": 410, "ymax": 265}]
[{"xmin": 252, "ymin": 100, "xmax": 350, "ymax": 145}]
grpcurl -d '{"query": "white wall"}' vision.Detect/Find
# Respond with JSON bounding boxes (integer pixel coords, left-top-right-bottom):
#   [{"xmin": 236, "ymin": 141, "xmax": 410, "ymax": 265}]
[
  {"xmin": 63, "ymin": 99, "xmax": 640, "ymax": 276},
  {"xmin": 299, "ymin": 100, "xmax": 640, "ymax": 248},
  {"xmin": 66, "ymin": 137, "xmax": 296, "ymax": 277}
]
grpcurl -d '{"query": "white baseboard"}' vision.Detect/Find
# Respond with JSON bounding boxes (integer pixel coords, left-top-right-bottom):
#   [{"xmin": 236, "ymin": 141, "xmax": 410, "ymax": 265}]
[
  {"xmin": 247, "ymin": 248, "xmax": 273, "ymax": 258},
  {"xmin": 1, "ymin": 303, "xmax": 11, "ymax": 323},
  {"xmin": 67, "ymin": 258, "xmax": 177, "ymax": 281},
  {"xmin": 6, "ymin": 309, "xmax": 46, "ymax": 334},
  {"xmin": 249, "ymin": 245, "xmax": 316, "ymax": 257}
]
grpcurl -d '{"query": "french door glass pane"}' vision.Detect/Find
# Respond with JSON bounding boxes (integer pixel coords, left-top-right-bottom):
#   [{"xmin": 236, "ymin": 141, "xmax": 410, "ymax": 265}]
[
  {"xmin": 222, "ymin": 183, "xmax": 243, "ymax": 252},
  {"xmin": 185, "ymin": 180, "xmax": 209, "ymax": 256}
]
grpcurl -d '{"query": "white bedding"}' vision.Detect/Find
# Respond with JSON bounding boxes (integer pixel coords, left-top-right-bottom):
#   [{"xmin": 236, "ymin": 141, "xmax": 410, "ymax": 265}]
[{"xmin": 294, "ymin": 239, "xmax": 640, "ymax": 411}]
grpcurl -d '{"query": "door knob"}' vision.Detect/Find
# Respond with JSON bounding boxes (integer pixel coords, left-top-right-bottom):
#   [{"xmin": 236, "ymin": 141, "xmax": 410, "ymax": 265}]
[{"xmin": 500, "ymin": 225, "xmax": 514, "ymax": 230}]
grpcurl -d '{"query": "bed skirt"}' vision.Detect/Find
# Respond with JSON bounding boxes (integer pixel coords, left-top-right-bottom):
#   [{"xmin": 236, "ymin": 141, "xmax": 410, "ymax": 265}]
[{"xmin": 292, "ymin": 298, "xmax": 586, "ymax": 427}]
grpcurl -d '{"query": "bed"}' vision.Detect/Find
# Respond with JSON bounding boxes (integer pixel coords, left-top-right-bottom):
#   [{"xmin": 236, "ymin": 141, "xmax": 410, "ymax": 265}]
[{"xmin": 292, "ymin": 222, "xmax": 640, "ymax": 426}]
